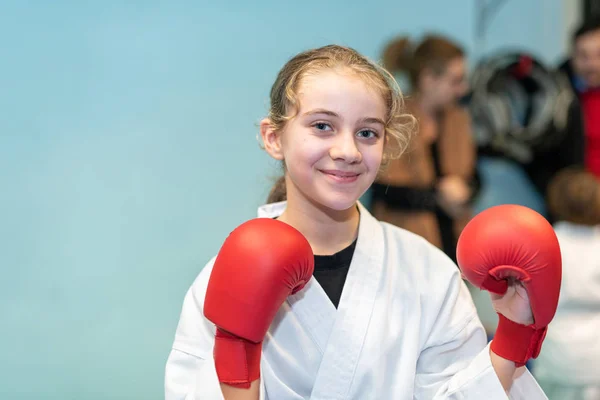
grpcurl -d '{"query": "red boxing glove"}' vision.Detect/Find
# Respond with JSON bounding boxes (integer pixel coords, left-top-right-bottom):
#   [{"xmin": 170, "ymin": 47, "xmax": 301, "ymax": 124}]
[
  {"xmin": 456, "ymin": 204, "xmax": 562, "ymax": 366},
  {"xmin": 204, "ymin": 218, "xmax": 314, "ymax": 388}
]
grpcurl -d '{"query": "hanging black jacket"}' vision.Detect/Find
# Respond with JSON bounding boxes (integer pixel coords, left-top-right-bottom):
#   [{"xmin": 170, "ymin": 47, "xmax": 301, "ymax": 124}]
[{"xmin": 522, "ymin": 59, "xmax": 586, "ymax": 203}]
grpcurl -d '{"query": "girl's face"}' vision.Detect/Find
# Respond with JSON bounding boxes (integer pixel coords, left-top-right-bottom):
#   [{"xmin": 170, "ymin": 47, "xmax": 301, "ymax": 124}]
[
  {"xmin": 420, "ymin": 57, "xmax": 468, "ymax": 108},
  {"xmin": 262, "ymin": 69, "xmax": 387, "ymax": 212}
]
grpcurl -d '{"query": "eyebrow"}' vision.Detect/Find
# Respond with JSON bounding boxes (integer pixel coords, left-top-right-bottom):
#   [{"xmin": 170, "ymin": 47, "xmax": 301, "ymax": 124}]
[{"xmin": 302, "ymin": 109, "xmax": 386, "ymax": 126}]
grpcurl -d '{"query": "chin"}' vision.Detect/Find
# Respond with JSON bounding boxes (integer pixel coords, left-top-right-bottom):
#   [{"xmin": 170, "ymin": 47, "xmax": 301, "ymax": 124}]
[
  {"xmin": 315, "ymin": 192, "xmax": 362, "ymax": 212},
  {"xmin": 589, "ymin": 78, "xmax": 600, "ymax": 88}
]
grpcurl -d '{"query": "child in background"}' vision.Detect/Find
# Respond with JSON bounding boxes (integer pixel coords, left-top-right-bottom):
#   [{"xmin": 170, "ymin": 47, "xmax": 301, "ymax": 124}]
[{"xmin": 533, "ymin": 167, "xmax": 600, "ymax": 399}]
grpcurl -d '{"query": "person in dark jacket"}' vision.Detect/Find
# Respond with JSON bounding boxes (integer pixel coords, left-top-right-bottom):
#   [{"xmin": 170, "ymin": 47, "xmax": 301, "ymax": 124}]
[{"xmin": 524, "ymin": 19, "xmax": 600, "ymax": 222}]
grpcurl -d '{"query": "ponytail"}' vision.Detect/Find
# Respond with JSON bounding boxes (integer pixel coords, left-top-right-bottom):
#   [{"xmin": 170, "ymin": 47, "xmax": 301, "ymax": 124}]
[
  {"xmin": 382, "ymin": 36, "xmax": 413, "ymax": 76},
  {"xmin": 266, "ymin": 175, "xmax": 287, "ymax": 204}
]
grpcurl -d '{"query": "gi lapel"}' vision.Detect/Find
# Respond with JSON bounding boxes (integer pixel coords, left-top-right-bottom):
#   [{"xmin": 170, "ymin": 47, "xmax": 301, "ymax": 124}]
[
  {"xmin": 309, "ymin": 202, "xmax": 385, "ymax": 399},
  {"xmin": 286, "ymin": 277, "xmax": 337, "ymax": 354}
]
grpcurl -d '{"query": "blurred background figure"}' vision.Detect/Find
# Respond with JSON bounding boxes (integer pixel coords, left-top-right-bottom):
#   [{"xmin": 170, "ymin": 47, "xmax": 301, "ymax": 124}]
[
  {"xmin": 531, "ymin": 167, "xmax": 600, "ymax": 400},
  {"xmin": 557, "ymin": 19, "xmax": 600, "ymax": 180},
  {"xmin": 370, "ymin": 34, "xmax": 479, "ymax": 262}
]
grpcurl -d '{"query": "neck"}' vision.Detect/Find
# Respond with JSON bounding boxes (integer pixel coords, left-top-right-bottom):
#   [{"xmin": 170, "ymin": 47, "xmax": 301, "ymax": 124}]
[{"xmin": 277, "ymin": 185, "xmax": 360, "ymax": 256}]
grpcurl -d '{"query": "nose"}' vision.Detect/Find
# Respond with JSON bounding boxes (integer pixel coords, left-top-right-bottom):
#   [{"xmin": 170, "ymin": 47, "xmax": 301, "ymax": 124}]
[{"xmin": 329, "ymin": 131, "xmax": 362, "ymax": 164}]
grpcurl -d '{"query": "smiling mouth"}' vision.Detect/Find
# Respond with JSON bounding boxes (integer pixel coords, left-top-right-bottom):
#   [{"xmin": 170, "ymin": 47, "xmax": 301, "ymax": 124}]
[{"xmin": 320, "ymin": 169, "xmax": 361, "ymax": 183}]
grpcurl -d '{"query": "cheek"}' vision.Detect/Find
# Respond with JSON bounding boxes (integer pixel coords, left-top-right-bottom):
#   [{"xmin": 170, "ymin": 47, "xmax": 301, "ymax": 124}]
[
  {"xmin": 574, "ymin": 59, "xmax": 587, "ymax": 74},
  {"xmin": 362, "ymin": 142, "xmax": 384, "ymax": 171},
  {"xmin": 437, "ymin": 85, "xmax": 451, "ymax": 100},
  {"xmin": 444, "ymin": 83, "xmax": 455, "ymax": 96},
  {"xmin": 285, "ymin": 137, "xmax": 328, "ymax": 172}
]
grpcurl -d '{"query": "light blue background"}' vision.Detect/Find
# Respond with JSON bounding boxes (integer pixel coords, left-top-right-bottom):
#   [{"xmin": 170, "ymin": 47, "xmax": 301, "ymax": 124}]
[{"xmin": 0, "ymin": 1, "xmax": 565, "ymax": 398}]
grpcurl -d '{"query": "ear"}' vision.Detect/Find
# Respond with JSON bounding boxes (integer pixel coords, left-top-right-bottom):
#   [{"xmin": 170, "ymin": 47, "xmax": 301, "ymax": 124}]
[{"xmin": 260, "ymin": 118, "xmax": 284, "ymax": 160}]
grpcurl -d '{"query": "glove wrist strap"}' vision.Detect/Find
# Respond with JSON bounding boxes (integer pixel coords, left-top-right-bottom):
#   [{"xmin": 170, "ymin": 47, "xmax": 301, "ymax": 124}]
[
  {"xmin": 491, "ymin": 314, "xmax": 547, "ymax": 367},
  {"xmin": 213, "ymin": 328, "xmax": 262, "ymax": 389}
]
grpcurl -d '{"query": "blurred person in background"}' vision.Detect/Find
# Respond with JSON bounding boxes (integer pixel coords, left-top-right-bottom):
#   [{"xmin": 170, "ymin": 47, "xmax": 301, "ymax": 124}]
[
  {"xmin": 542, "ymin": 19, "xmax": 600, "ymax": 190},
  {"xmin": 371, "ymin": 34, "xmax": 480, "ymax": 263},
  {"xmin": 524, "ymin": 19, "xmax": 600, "ymax": 224},
  {"xmin": 532, "ymin": 167, "xmax": 600, "ymax": 399}
]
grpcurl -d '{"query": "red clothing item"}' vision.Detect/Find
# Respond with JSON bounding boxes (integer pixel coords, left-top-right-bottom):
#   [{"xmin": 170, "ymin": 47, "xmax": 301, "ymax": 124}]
[{"xmin": 580, "ymin": 89, "xmax": 600, "ymax": 178}]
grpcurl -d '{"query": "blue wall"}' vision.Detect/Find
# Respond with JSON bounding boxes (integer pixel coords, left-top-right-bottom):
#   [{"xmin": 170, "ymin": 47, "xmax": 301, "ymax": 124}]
[{"xmin": 0, "ymin": 1, "xmax": 564, "ymax": 398}]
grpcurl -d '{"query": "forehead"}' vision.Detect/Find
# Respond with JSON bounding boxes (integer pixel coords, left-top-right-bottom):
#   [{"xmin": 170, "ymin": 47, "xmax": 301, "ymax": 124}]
[
  {"xmin": 575, "ymin": 30, "xmax": 600, "ymax": 50},
  {"xmin": 295, "ymin": 70, "xmax": 386, "ymax": 114},
  {"xmin": 444, "ymin": 57, "xmax": 466, "ymax": 76}
]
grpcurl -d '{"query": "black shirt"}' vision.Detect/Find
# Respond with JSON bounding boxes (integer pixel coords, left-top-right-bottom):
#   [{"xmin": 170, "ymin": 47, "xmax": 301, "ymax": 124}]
[
  {"xmin": 430, "ymin": 139, "xmax": 458, "ymax": 263},
  {"xmin": 312, "ymin": 239, "xmax": 357, "ymax": 308}
]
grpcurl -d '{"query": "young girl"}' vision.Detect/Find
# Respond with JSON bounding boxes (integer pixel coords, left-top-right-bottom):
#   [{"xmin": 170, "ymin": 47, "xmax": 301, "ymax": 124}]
[{"xmin": 165, "ymin": 45, "xmax": 548, "ymax": 399}]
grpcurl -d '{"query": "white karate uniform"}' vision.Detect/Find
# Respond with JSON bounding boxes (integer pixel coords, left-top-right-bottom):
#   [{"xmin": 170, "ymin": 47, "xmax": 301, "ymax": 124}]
[
  {"xmin": 165, "ymin": 201, "xmax": 547, "ymax": 399},
  {"xmin": 532, "ymin": 222, "xmax": 600, "ymax": 399}
]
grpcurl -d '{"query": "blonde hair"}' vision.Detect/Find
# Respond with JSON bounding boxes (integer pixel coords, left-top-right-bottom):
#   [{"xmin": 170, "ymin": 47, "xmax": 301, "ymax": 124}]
[
  {"xmin": 547, "ymin": 167, "xmax": 600, "ymax": 226},
  {"xmin": 265, "ymin": 44, "xmax": 416, "ymax": 203},
  {"xmin": 382, "ymin": 34, "xmax": 464, "ymax": 87}
]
